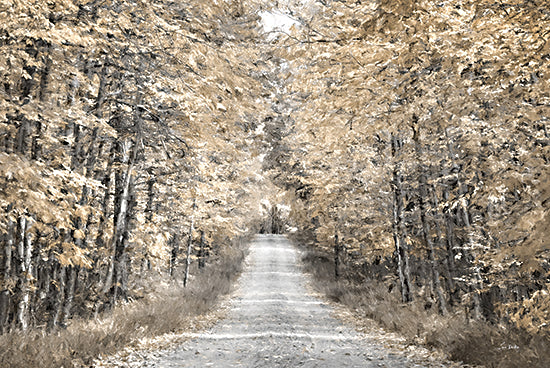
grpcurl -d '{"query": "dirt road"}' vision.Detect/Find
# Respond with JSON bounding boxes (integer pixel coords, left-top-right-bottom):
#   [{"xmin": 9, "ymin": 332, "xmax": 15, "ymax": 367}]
[{"xmin": 124, "ymin": 235, "xmax": 449, "ymax": 368}]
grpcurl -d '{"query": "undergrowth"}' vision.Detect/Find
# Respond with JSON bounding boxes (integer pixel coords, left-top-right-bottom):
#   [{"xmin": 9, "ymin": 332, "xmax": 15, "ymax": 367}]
[
  {"xmin": 301, "ymin": 249, "xmax": 550, "ymax": 368},
  {"xmin": 0, "ymin": 242, "xmax": 247, "ymax": 368}
]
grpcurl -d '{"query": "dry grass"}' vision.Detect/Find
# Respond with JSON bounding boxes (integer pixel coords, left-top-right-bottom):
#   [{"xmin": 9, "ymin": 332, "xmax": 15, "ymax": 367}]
[
  {"xmin": 0, "ymin": 242, "xmax": 247, "ymax": 368},
  {"xmin": 301, "ymin": 249, "xmax": 550, "ymax": 368}
]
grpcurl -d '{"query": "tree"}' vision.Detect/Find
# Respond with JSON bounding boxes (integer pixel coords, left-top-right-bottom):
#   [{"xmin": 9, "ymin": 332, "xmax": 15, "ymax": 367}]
[
  {"xmin": 268, "ymin": 0, "xmax": 550, "ymax": 336},
  {"xmin": 0, "ymin": 0, "xmax": 273, "ymax": 332}
]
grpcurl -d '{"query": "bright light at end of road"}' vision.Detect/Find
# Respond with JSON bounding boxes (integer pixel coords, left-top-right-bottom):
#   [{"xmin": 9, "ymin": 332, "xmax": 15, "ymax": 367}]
[{"xmin": 259, "ymin": 11, "xmax": 299, "ymax": 37}]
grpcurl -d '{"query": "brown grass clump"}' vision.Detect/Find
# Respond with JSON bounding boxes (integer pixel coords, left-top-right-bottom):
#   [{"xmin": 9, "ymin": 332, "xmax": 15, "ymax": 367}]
[
  {"xmin": 0, "ymin": 242, "xmax": 247, "ymax": 368},
  {"xmin": 301, "ymin": 249, "xmax": 550, "ymax": 368}
]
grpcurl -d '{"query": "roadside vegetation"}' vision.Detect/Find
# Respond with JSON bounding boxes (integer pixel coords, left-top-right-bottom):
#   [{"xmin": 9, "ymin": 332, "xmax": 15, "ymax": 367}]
[
  {"xmin": 300, "ymin": 246, "xmax": 549, "ymax": 368},
  {"xmin": 0, "ymin": 240, "xmax": 247, "ymax": 368}
]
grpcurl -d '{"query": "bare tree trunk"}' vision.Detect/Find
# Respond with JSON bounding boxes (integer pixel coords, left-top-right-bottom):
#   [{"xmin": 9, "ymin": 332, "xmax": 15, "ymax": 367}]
[
  {"xmin": 50, "ymin": 264, "xmax": 66, "ymax": 329},
  {"xmin": 0, "ymin": 218, "xmax": 15, "ymax": 332},
  {"xmin": 412, "ymin": 124, "xmax": 447, "ymax": 314},
  {"xmin": 391, "ymin": 134, "xmax": 413, "ymax": 302},
  {"xmin": 334, "ymin": 233, "xmax": 340, "ymax": 279},
  {"xmin": 61, "ymin": 266, "xmax": 78, "ymax": 326},
  {"xmin": 71, "ymin": 123, "xmax": 82, "ymax": 170},
  {"xmin": 95, "ymin": 144, "xmax": 116, "ymax": 303},
  {"xmin": 169, "ymin": 234, "xmax": 179, "ymax": 276},
  {"xmin": 38, "ymin": 248, "xmax": 53, "ymax": 301},
  {"xmin": 198, "ymin": 231, "xmax": 206, "ymax": 269},
  {"xmin": 445, "ymin": 128, "xmax": 482, "ymax": 319},
  {"xmin": 146, "ymin": 178, "xmax": 155, "ymax": 222},
  {"xmin": 392, "ymin": 183, "xmax": 408, "ymax": 303},
  {"xmin": 462, "ymin": 206, "xmax": 484, "ymax": 320},
  {"xmin": 20, "ymin": 62, "xmax": 36, "ymax": 99},
  {"xmin": 183, "ymin": 207, "xmax": 195, "ymax": 288},
  {"xmin": 15, "ymin": 119, "xmax": 29, "ymax": 155},
  {"xmin": 112, "ymin": 168, "xmax": 134, "ymax": 303},
  {"xmin": 423, "ymin": 194, "xmax": 448, "ymax": 315},
  {"xmin": 433, "ymin": 185, "xmax": 456, "ymax": 304},
  {"xmin": 401, "ymin": 230, "xmax": 413, "ymax": 302},
  {"xmin": 143, "ymin": 177, "xmax": 156, "ymax": 270},
  {"xmin": 109, "ymin": 91, "xmax": 143, "ymax": 302},
  {"xmin": 84, "ymin": 127, "xmax": 99, "ymax": 176},
  {"xmin": 443, "ymin": 197, "xmax": 457, "ymax": 296},
  {"xmin": 38, "ymin": 46, "xmax": 52, "ymax": 102},
  {"xmin": 67, "ymin": 75, "xmax": 80, "ymax": 106},
  {"xmin": 31, "ymin": 121, "xmax": 42, "ymax": 160},
  {"xmin": 16, "ymin": 216, "xmax": 33, "ymax": 331},
  {"xmin": 106, "ymin": 138, "xmax": 136, "ymax": 304},
  {"xmin": 95, "ymin": 63, "xmax": 108, "ymax": 118}
]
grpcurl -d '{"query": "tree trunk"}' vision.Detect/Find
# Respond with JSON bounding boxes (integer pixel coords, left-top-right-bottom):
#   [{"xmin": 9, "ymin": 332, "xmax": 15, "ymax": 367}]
[
  {"xmin": 16, "ymin": 216, "xmax": 33, "ymax": 331},
  {"xmin": 95, "ymin": 64, "xmax": 108, "ymax": 118},
  {"xmin": 67, "ymin": 75, "xmax": 80, "ymax": 106},
  {"xmin": 61, "ymin": 266, "xmax": 78, "ymax": 326},
  {"xmin": 38, "ymin": 248, "xmax": 53, "ymax": 301},
  {"xmin": 433, "ymin": 185, "xmax": 456, "ymax": 304},
  {"xmin": 422, "ymin": 192, "xmax": 448, "ymax": 315},
  {"xmin": 31, "ymin": 121, "xmax": 42, "ymax": 160},
  {"xmin": 169, "ymin": 234, "xmax": 179, "ymax": 276},
  {"xmin": 146, "ymin": 178, "xmax": 155, "ymax": 222},
  {"xmin": 183, "ymin": 211, "xmax": 195, "ymax": 288},
  {"xmin": 198, "ymin": 230, "xmax": 206, "ymax": 269},
  {"xmin": 444, "ymin": 202, "xmax": 457, "ymax": 293},
  {"xmin": 391, "ymin": 133, "xmax": 413, "ymax": 302},
  {"xmin": 462, "ymin": 206, "xmax": 484, "ymax": 320},
  {"xmin": 15, "ymin": 118, "xmax": 29, "ymax": 155},
  {"xmin": 0, "ymin": 218, "xmax": 15, "ymax": 333},
  {"xmin": 71, "ymin": 123, "xmax": 82, "ymax": 170},
  {"xmin": 21, "ymin": 63, "xmax": 36, "ymax": 99},
  {"xmin": 38, "ymin": 47, "xmax": 52, "ymax": 102},
  {"xmin": 108, "ymin": 138, "xmax": 137, "ymax": 303},
  {"xmin": 445, "ymin": 128, "xmax": 482, "ymax": 319},
  {"xmin": 143, "ymin": 177, "xmax": 156, "ymax": 271},
  {"xmin": 95, "ymin": 143, "xmax": 116, "ymax": 301},
  {"xmin": 334, "ymin": 233, "xmax": 340, "ymax": 279},
  {"xmin": 109, "ymin": 91, "xmax": 143, "ymax": 302},
  {"xmin": 412, "ymin": 124, "xmax": 447, "ymax": 314},
  {"xmin": 50, "ymin": 264, "xmax": 66, "ymax": 329},
  {"xmin": 84, "ymin": 127, "xmax": 99, "ymax": 176},
  {"xmin": 112, "ymin": 169, "xmax": 133, "ymax": 303}
]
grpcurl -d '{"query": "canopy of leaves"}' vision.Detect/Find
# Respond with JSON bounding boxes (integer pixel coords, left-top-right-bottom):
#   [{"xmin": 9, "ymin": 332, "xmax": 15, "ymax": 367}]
[
  {"xmin": 0, "ymin": 0, "xmax": 282, "ymax": 328},
  {"xmin": 266, "ymin": 0, "xmax": 550, "ymax": 335}
]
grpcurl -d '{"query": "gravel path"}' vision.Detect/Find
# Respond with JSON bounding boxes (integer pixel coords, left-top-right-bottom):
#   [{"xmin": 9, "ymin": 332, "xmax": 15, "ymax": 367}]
[{"xmin": 133, "ymin": 234, "xmax": 451, "ymax": 368}]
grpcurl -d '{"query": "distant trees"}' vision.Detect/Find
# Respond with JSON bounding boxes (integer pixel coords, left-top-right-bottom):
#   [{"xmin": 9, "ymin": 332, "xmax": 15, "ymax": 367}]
[
  {"xmin": 259, "ymin": 203, "xmax": 287, "ymax": 234},
  {"xmin": 0, "ymin": 0, "xmax": 271, "ymax": 332},
  {"xmin": 271, "ymin": 0, "xmax": 550, "ymax": 335}
]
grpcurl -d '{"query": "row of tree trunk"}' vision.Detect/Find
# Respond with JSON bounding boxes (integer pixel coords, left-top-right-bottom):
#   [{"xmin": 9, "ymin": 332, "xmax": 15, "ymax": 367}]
[
  {"xmin": 0, "ymin": 44, "xmax": 211, "ymax": 333},
  {"xmin": 387, "ymin": 126, "xmax": 483, "ymax": 316},
  {"xmin": 322, "ymin": 121, "xmax": 545, "ymax": 324}
]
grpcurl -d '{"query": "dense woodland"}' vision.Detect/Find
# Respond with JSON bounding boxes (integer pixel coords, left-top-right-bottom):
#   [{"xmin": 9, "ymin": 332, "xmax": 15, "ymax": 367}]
[
  {"xmin": 0, "ymin": 0, "xmax": 549, "ymax": 358},
  {"xmin": 0, "ymin": 0, "xmax": 278, "ymax": 332},
  {"xmin": 269, "ymin": 0, "xmax": 550, "ymax": 338}
]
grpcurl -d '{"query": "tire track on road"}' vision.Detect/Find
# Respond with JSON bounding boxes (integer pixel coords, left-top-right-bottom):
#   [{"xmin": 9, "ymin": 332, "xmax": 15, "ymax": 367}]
[{"xmin": 148, "ymin": 235, "xmax": 453, "ymax": 368}]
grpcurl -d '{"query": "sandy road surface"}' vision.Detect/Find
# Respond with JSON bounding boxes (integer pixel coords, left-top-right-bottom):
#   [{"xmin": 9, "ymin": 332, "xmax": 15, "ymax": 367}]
[{"xmin": 129, "ymin": 235, "xmax": 450, "ymax": 368}]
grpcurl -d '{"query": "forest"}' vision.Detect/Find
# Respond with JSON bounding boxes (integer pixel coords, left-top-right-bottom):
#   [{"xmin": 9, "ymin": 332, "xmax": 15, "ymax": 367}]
[
  {"xmin": 0, "ymin": 0, "xmax": 549, "ymax": 367},
  {"xmin": 275, "ymin": 0, "xmax": 550, "ymax": 329}
]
